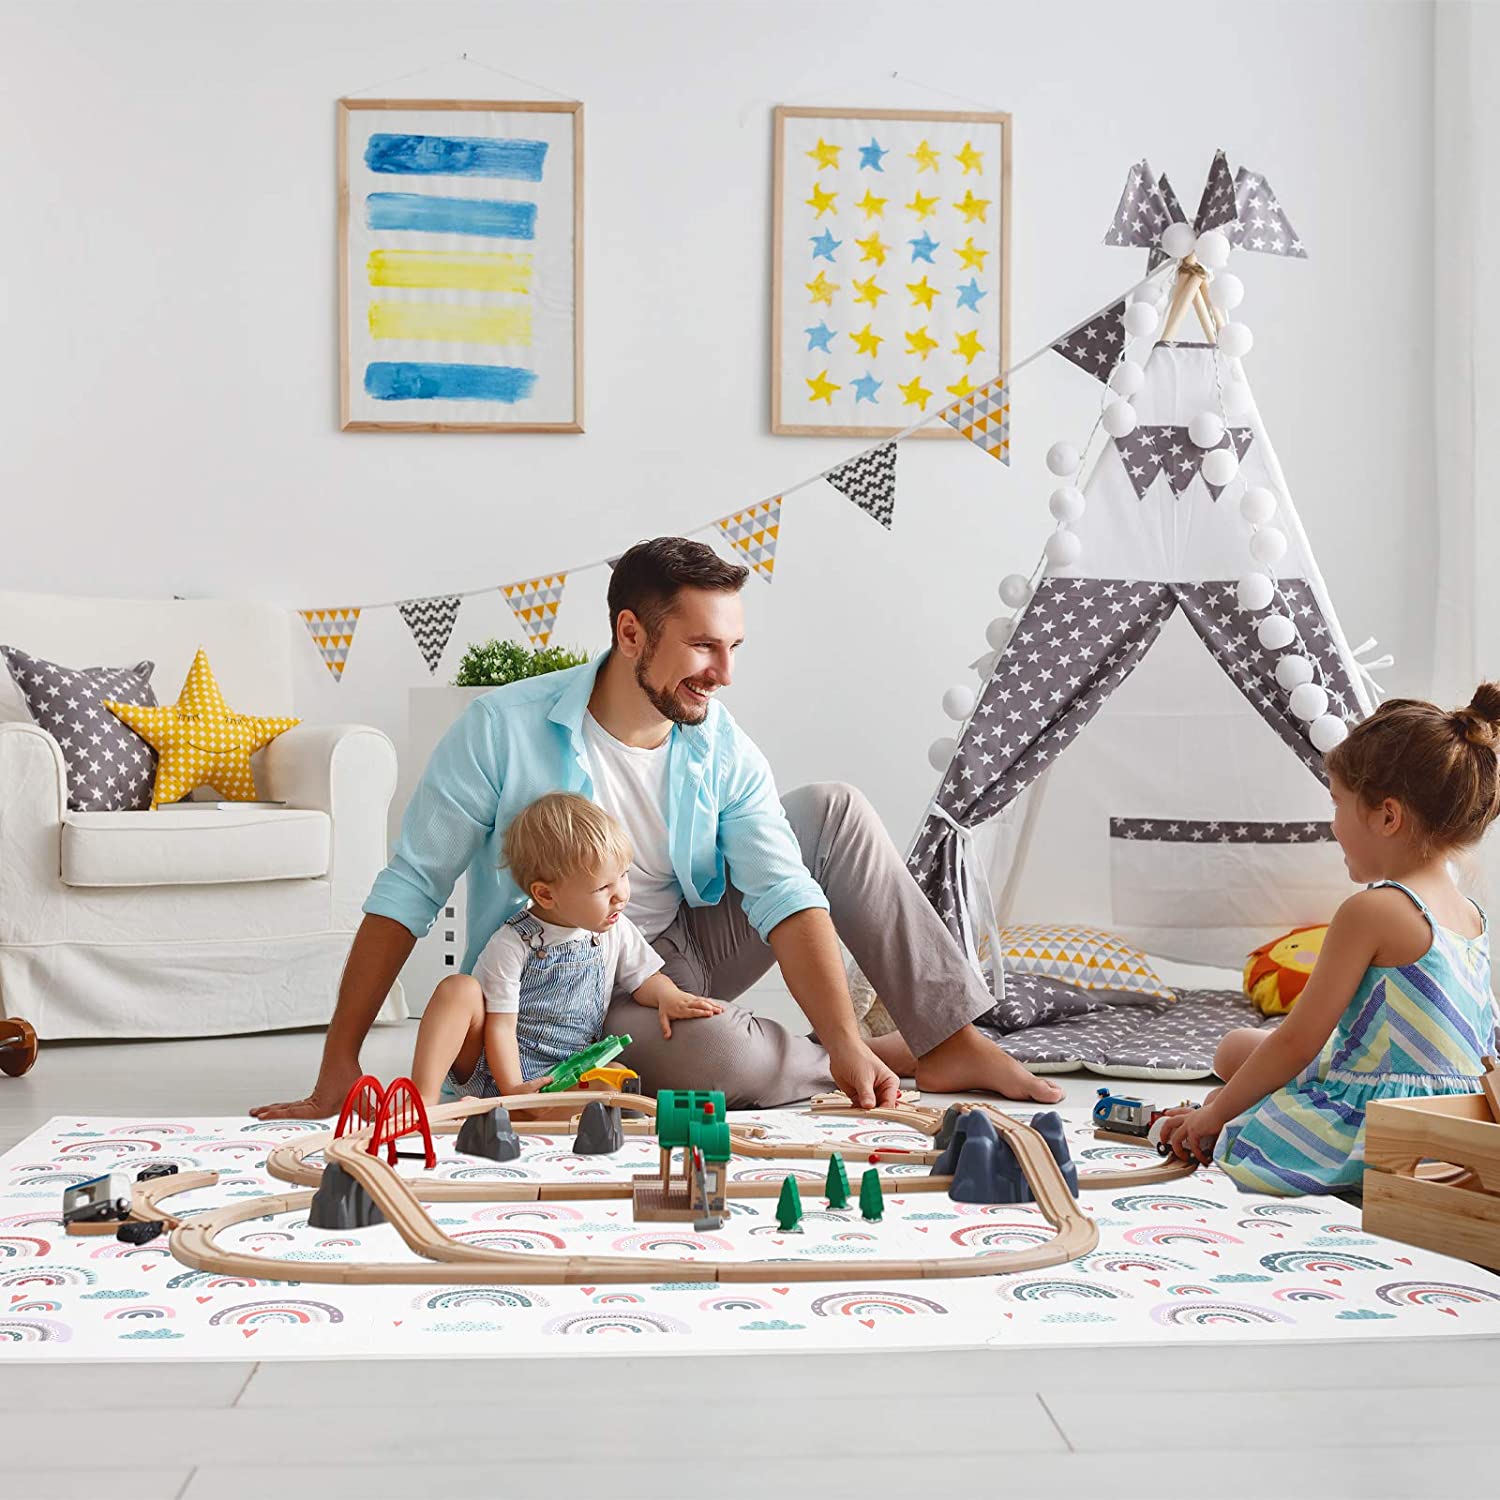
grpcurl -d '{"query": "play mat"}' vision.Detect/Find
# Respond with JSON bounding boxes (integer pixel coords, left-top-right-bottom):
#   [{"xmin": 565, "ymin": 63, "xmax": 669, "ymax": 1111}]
[{"xmin": 3, "ymin": 1107, "xmax": 1500, "ymax": 1359}]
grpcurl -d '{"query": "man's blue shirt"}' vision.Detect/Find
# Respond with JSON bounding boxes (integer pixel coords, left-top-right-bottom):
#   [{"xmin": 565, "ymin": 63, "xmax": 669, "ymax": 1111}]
[{"xmin": 363, "ymin": 654, "xmax": 828, "ymax": 972}]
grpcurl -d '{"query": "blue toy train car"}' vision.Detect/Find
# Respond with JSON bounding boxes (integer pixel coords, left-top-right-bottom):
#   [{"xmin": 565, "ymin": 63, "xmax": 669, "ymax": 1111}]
[{"xmin": 1092, "ymin": 1087, "xmax": 1156, "ymax": 1135}]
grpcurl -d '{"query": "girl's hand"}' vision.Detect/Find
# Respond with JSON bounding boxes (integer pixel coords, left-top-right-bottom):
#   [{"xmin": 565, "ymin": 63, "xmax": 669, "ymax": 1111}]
[
  {"xmin": 1162, "ymin": 1106, "xmax": 1223, "ymax": 1165},
  {"xmin": 658, "ymin": 992, "xmax": 724, "ymax": 1039}
]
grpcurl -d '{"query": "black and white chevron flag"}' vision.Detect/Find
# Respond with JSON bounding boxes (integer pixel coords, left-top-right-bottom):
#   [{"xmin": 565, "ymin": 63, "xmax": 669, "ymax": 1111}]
[
  {"xmin": 825, "ymin": 443, "xmax": 898, "ymax": 529},
  {"xmin": 398, "ymin": 594, "xmax": 461, "ymax": 675}
]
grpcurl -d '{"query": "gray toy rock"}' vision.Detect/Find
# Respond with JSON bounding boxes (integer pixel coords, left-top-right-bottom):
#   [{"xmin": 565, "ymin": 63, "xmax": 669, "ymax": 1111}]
[
  {"xmin": 933, "ymin": 1103, "xmax": 966, "ymax": 1151},
  {"xmin": 932, "ymin": 1106, "xmax": 1079, "ymax": 1205},
  {"xmin": 456, "ymin": 1103, "xmax": 522, "ymax": 1162},
  {"xmin": 572, "ymin": 1100, "xmax": 624, "ymax": 1155},
  {"xmin": 308, "ymin": 1161, "xmax": 387, "ymax": 1230},
  {"xmin": 1027, "ymin": 1109, "xmax": 1079, "ymax": 1195}
]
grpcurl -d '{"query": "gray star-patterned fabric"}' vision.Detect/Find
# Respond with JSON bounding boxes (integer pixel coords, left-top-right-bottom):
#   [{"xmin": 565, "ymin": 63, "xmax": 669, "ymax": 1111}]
[
  {"xmin": 1112, "ymin": 425, "xmax": 1255, "ymax": 501},
  {"xmin": 1109, "ymin": 817, "xmax": 1335, "ymax": 845},
  {"xmin": 398, "ymin": 594, "xmax": 461, "ymax": 675},
  {"xmin": 1194, "ymin": 149, "xmax": 1239, "ymax": 233},
  {"xmin": 1227, "ymin": 166, "xmax": 1307, "ymax": 259},
  {"xmin": 982, "ymin": 987, "xmax": 1279, "ymax": 1079},
  {"xmin": 825, "ymin": 442, "xmax": 897, "ymax": 530},
  {"xmin": 1176, "ymin": 579, "xmax": 1358, "ymax": 780},
  {"xmin": 1, "ymin": 647, "xmax": 158, "ymax": 812},
  {"xmin": 1103, "ymin": 157, "xmax": 1170, "ymax": 249},
  {"xmin": 1148, "ymin": 171, "xmax": 1189, "ymax": 271},
  {"xmin": 909, "ymin": 575, "xmax": 1360, "ymax": 957},
  {"xmin": 1052, "ymin": 300, "xmax": 1127, "ymax": 383}
]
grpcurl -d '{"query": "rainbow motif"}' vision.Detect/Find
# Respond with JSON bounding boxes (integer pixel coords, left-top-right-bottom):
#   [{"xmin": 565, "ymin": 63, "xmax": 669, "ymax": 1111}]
[
  {"xmin": 809, "ymin": 1291, "xmax": 948, "ymax": 1318},
  {"xmin": 55, "ymin": 1138, "xmax": 163, "ymax": 1158},
  {"xmin": 1374, "ymin": 1281, "xmax": 1500, "ymax": 1308},
  {"xmin": 0, "ymin": 1235, "xmax": 51, "ymax": 1259},
  {"xmin": 1123, "ymin": 1225, "xmax": 1242, "ymax": 1249},
  {"xmin": 1163, "ymin": 1284, "xmax": 1221, "ymax": 1298},
  {"xmin": 996, "ymin": 1280, "xmax": 1122, "ymax": 1302},
  {"xmin": 699, "ymin": 1295, "xmax": 772, "ymax": 1313},
  {"xmin": 449, "ymin": 1228, "xmax": 566, "ymax": 1253},
  {"xmin": 592, "ymin": 1292, "xmax": 645, "ymax": 1304},
  {"xmin": 1109, "ymin": 1194, "xmax": 1225, "ymax": 1214},
  {"xmin": 1076, "ymin": 1253, "xmax": 1191, "ymax": 1274},
  {"xmin": 1151, "ymin": 1301, "xmax": 1292, "ymax": 1327},
  {"xmin": 950, "ymin": 1223, "xmax": 1054, "ymax": 1250},
  {"xmin": 610, "ymin": 1231, "xmax": 733, "ymax": 1254},
  {"xmin": 7, "ymin": 1298, "xmax": 61, "ymax": 1313},
  {"xmin": 1258, "ymin": 1251, "xmax": 1391, "ymax": 1275},
  {"xmin": 104, "ymin": 1304, "xmax": 176, "ymax": 1321},
  {"xmin": 1273, "ymin": 1287, "xmax": 1344, "ymax": 1303},
  {"xmin": 208, "ymin": 1299, "xmax": 345, "ymax": 1327},
  {"xmin": 0, "ymin": 1263, "xmax": 96, "ymax": 1288},
  {"xmin": 165, "ymin": 1271, "xmax": 270, "ymax": 1290},
  {"xmin": 541, "ymin": 1311, "xmax": 689, "ymax": 1336},
  {"xmin": 472, "ymin": 1204, "xmax": 582, "ymax": 1224},
  {"xmin": 448, "ymin": 1166, "xmax": 533, "ymax": 1181},
  {"xmin": 0, "ymin": 1317, "xmax": 72, "ymax": 1342},
  {"xmin": 413, "ymin": 1287, "xmax": 548, "ymax": 1311},
  {"xmin": 112, "ymin": 1122, "xmax": 196, "ymax": 1136}
]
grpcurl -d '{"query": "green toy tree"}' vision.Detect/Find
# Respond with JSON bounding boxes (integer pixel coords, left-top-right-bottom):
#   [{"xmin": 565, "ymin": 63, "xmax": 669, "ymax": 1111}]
[
  {"xmin": 859, "ymin": 1167, "xmax": 884, "ymax": 1223},
  {"xmin": 775, "ymin": 1174, "xmax": 803, "ymax": 1232},
  {"xmin": 824, "ymin": 1152, "xmax": 850, "ymax": 1210}
]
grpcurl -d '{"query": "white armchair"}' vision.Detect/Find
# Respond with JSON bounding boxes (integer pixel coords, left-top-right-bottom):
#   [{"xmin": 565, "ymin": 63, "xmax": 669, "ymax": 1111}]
[{"xmin": 0, "ymin": 589, "xmax": 406, "ymax": 1039}]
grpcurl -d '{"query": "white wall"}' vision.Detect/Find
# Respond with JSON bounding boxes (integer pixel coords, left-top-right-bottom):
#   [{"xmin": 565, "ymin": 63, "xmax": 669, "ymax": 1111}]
[{"xmin": 0, "ymin": 0, "xmax": 1434, "ymax": 845}]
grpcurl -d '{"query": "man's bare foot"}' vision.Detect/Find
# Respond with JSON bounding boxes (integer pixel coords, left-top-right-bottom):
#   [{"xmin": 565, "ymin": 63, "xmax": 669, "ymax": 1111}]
[
  {"xmin": 913, "ymin": 1025, "xmax": 1066, "ymax": 1105},
  {"xmin": 867, "ymin": 1031, "xmax": 918, "ymax": 1076},
  {"xmin": 251, "ymin": 1058, "xmax": 363, "ymax": 1121}
]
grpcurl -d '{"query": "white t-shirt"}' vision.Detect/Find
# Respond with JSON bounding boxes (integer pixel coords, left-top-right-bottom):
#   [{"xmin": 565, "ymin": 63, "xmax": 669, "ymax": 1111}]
[
  {"xmin": 471, "ymin": 912, "xmax": 664, "ymax": 1015},
  {"xmin": 581, "ymin": 711, "xmax": 683, "ymax": 941}
]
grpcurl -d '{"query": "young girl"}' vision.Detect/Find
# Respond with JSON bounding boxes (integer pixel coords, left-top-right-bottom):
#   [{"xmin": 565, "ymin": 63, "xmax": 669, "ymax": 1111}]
[
  {"xmin": 1161, "ymin": 685, "xmax": 1500, "ymax": 1194},
  {"xmin": 410, "ymin": 792, "xmax": 722, "ymax": 1105}
]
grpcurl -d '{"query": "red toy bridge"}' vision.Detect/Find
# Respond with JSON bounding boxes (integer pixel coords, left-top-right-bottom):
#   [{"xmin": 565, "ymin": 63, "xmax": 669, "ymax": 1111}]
[{"xmin": 334, "ymin": 1074, "xmax": 436, "ymax": 1170}]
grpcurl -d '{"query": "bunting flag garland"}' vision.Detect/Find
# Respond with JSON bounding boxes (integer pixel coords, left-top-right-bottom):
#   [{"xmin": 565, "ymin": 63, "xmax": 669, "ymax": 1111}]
[
  {"xmin": 398, "ymin": 594, "xmax": 461, "ymax": 675},
  {"xmin": 1103, "ymin": 157, "xmax": 1170, "ymax": 249},
  {"xmin": 605, "ymin": 554, "xmax": 623, "ymax": 571},
  {"xmin": 1052, "ymin": 300, "xmax": 1127, "ymax": 383},
  {"xmin": 1115, "ymin": 425, "xmax": 1256, "ymax": 501},
  {"xmin": 1228, "ymin": 168, "xmax": 1307, "ymax": 258},
  {"xmin": 825, "ymin": 443, "xmax": 898, "ymax": 529},
  {"xmin": 716, "ymin": 499, "xmax": 782, "ymax": 581},
  {"xmin": 940, "ymin": 376, "xmax": 1010, "ymax": 463},
  {"xmin": 1194, "ymin": 149, "xmax": 1239, "ymax": 233},
  {"xmin": 301, "ymin": 608, "xmax": 361, "ymax": 681},
  {"xmin": 501, "ymin": 574, "xmax": 568, "ymax": 647}
]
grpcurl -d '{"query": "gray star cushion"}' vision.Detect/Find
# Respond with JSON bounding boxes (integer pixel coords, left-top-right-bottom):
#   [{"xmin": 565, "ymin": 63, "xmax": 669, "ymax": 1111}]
[
  {"xmin": 1, "ymin": 647, "xmax": 158, "ymax": 811},
  {"xmin": 979, "ymin": 972, "xmax": 1160, "ymax": 1035}
]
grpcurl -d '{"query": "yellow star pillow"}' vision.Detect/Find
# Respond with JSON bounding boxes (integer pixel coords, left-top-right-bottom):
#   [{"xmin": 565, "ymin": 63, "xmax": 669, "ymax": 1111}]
[{"xmin": 105, "ymin": 647, "xmax": 300, "ymax": 808}]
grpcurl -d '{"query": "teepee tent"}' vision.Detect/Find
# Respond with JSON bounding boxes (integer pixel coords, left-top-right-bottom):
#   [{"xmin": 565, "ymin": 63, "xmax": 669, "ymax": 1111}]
[{"xmin": 910, "ymin": 152, "xmax": 1378, "ymax": 986}]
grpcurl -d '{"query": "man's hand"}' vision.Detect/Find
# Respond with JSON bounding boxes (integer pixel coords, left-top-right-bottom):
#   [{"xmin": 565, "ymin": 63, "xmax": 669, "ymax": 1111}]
[
  {"xmin": 827, "ymin": 1038, "xmax": 900, "ymax": 1111},
  {"xmin": 657, "ymin": 992, "xmax": 725, "ymax": 1039},
  {"xmin": 251, "ymin": 1057, "xmax": 363, "ymax": 1121}
]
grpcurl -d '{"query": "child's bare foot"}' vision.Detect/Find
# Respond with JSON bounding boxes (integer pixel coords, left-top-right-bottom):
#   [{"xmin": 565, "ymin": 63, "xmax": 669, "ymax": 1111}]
[{"xmin": 913, "ymin": 1025, "xmax": 1066, "ymax": 1104}]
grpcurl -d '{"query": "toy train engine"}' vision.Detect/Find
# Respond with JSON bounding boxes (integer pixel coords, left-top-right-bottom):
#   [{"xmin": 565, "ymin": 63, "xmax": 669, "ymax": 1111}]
[{"xmin": 1093, "ymin": 1087, "xmax": 1156, "ymax": 1136}]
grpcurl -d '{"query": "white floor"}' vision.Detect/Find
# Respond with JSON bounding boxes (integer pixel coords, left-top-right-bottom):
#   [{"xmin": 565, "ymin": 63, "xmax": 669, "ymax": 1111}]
[{"xmin": 3, "ymin": 991, "xmax": 1498, "ymax": 1500}]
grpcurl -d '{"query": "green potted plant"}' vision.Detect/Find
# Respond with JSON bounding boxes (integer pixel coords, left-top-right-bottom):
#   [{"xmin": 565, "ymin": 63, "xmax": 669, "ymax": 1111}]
[{"xmin": 451, "ymin": 639, "xmax": 590, "ymax": 687}]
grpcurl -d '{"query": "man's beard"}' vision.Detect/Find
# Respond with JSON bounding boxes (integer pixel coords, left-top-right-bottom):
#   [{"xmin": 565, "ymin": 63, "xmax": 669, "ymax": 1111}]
[{"xmin": 635, "ymin": 638, "xmax": 708, "ymax": 725}]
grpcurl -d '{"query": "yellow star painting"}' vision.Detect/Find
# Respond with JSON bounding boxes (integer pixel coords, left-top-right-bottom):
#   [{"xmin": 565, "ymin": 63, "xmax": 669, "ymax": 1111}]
[
  {"xmin": 775, "ymin": 109, "xmax": 1008, "ymax": 436},
  {"xmin": 106, "ymin": 649, "xmax": 300, "ymax": 808}
]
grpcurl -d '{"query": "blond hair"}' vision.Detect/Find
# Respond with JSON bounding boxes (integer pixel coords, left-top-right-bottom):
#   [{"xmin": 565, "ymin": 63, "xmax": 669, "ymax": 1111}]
[{"xmin": 502, "ymin": 792, "xmax": 633, "ymax": 895}]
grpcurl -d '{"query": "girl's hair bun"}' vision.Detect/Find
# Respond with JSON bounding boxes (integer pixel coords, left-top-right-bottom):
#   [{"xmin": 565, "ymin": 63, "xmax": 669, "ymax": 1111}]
[{"xmin": 1452, "ymin": 681, "xmax": 1500, "ymax": 749}]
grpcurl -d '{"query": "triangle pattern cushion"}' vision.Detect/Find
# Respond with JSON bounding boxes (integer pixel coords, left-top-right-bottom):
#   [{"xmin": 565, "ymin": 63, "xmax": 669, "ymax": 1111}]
[{"xmin": 999, "ymin": 923, "xmax": 1173, "ymax": 1000}]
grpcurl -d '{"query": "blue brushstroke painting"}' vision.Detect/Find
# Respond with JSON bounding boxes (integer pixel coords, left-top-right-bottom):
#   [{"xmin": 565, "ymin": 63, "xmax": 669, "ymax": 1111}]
[
  {"xmin": 364, "ymin": 362, "xmax": 538, "ymax": 403},
  {"xmin": 365, "ymin": 133, "xmax": 549, "ymax": 181},
  {"xmin": 366, "ymin": 193, "xmax": 537, "ymax": 240}
]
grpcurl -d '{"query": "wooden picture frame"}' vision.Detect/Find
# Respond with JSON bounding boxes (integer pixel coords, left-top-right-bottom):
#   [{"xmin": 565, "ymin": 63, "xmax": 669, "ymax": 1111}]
[
  {"xmin": 772, "ymin": 105, "xmax": 1010, "ymax": 438},
  {"xmin": 338, "ymin": 98, "xmax": 584, "ymax": 433}
]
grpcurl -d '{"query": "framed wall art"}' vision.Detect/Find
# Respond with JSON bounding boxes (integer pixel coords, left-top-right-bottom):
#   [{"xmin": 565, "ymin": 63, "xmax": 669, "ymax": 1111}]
[
  {"xmin": 339, "ymin": 98, "xmax": 583, "ymax": 432},
  {"xmin": 772, "ymin": 105, "xmax": 1010, "ymax": 437}
]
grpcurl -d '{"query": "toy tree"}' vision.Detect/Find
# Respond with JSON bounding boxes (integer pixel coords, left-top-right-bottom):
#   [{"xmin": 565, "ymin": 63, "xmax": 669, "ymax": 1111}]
[
  {"xmin": 859, "ymin": 1167, "xmax": 884, "ymax": 1223},
  {"xmin": 824, "ymin": 1152, "xmax": 850, "ymax": 1209},
  {"xmin": 775, "ymin": 1174, "xmax": 803, "ymax": 1232}
]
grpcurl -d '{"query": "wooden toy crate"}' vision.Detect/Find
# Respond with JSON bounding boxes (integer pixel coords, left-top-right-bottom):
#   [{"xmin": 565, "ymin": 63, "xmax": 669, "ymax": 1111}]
[{"xmin": 1363, "ymin": 1092, "xmax": 1500, "ymax": 1272}]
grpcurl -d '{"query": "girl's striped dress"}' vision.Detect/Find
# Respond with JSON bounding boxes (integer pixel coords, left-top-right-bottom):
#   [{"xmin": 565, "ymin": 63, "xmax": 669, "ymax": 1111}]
[{"xmin": 1215, "ymin": 879, "xmax": 1496, "ymax": 1196}]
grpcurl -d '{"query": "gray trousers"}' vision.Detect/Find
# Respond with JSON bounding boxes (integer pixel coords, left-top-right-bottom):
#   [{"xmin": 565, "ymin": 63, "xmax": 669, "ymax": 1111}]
[{"xmin": 602, "ymin": 781, "xmax": 993, "ymax": 1107}]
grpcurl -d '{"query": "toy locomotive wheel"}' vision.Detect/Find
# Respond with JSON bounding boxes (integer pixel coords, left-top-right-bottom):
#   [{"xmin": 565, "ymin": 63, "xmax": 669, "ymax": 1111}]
[{"xmin": 0, "ymin": 1017, "xmax": 38, "ymax": 1077}]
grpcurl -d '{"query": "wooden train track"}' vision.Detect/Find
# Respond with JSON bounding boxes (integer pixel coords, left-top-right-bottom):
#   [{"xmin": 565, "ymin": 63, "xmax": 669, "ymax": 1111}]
[{"xmin": 155, "ymin": 1092, "xmax": 1195, "ymax": 1286}]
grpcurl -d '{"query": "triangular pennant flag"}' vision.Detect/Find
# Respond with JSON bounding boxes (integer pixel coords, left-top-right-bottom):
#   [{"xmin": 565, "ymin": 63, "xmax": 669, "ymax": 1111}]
[
  {"xmin": 1104, "ymin": 157, "xmax": 1170, "ymax": 249},
  {"xmin": 1149, "ymin": 172, "xmax": 1189, "ymax": 270},
  {"xmin": 1227, "ymin": 167, "xmax": 1307, "ymax": 259},
  {"xmin": 501, "ymin": 574, "xmax": 567, "ymax": 647},
  {"xmin": 300, "ymin": 607, "xmax": 361, "ymax": 682},
  {"xmin": 398, "ymin": 594, "xmax": 461, "ymax": 675},
  {"xmin": 825, "ymin": 443, "xmax": 897, "ymax": 529},
  {"xmin": 1194, "ymin": 149, "xmax": 1239, "ymax": 233},
  {"xmin": 1052, "ymin": 301, "xmax": 1126, "ymax": 383},
  {"xmin": 1161, "ymin": 426, "xmax": 1208, "ymax": 495},
  {"xmin": 606, "ymin": 555, "xmax": 623, "ymax": 571},
  {"xmin": 716, "ymin": 499, "xmax": 782, "ymax": 581},
  {"xmin": 1200, "ymin": 427, "xmax": 1257, "ymax": 501},
  {"xmin": 1113, "ymin": 425, "xmax": 1172, "ymax": 499},
  {"xmin": 940, "ymin": 375, "xmax": 1010, "ymax": 463}
]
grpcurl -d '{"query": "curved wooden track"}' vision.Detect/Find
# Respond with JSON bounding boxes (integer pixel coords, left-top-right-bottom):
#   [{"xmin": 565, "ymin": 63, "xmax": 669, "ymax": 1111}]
[{"xmin": 160, "ymin": 1092, "xmax": 1194, "ymax": 1286}]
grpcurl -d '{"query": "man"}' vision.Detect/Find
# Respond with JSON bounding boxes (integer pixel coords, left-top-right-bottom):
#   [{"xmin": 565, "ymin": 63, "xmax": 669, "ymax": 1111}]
[{"xmin": 253, "ymin": 538, "xmax": 1061, "ymax": 1119}]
